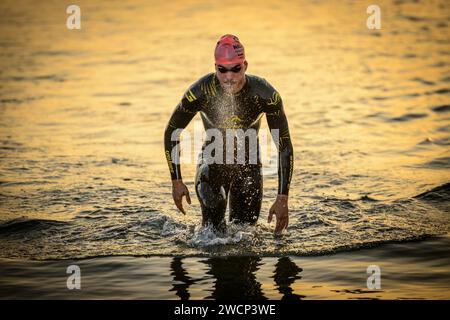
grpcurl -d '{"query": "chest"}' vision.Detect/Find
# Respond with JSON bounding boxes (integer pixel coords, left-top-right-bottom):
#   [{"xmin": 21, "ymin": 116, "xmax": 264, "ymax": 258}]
[{"xmin": 201, "ymin": 94, "xmax": 263, "ymax": 129}]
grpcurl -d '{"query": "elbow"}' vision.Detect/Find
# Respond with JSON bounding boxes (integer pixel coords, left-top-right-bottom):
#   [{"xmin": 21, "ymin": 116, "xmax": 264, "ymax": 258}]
[
  {"xmin": 164, "ymin": 125, "xmax": 171, "ymax": 140},
  {"xmin": 164, "ymin": 125, "xmax": 183, "ymax": 147}
]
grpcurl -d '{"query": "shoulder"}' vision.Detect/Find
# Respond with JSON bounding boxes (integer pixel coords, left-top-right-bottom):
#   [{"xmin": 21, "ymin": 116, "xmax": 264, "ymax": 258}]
[
  {"xmin": 247, "ymin": 74, "xmax": 282, "ymax": 107},
  {"xmin": 184, "ymin": 73, "xmax": 216, "ymax": 100},
  {"xmin": 190, "ymin": 73, "xmax": 215, "ymax": 89},
  {"xmin": 178, "ymin": 73, "xmax": 214, "ymax": 112}
]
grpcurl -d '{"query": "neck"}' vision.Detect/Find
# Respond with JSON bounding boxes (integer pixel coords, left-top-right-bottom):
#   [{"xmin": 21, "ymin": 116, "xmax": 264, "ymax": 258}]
[{"xmin": 236, "ymin": 75, "xmax": 247, "ymax": 93}]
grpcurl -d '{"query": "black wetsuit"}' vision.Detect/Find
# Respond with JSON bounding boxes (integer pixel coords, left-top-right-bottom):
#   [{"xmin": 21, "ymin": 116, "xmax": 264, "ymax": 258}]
[{"xmin": 164, "ymin": 73, "xmax": 293, "ymax": 231}]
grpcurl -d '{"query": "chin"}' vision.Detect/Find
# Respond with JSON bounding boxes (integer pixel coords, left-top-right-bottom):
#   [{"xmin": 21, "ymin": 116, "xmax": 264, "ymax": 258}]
[{"xmin": 222, "ymin": 84, "xmax": 236, "ymax": 93}]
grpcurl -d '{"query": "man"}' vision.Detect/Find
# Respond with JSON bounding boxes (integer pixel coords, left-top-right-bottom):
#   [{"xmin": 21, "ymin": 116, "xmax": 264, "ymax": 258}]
[{"xmin": 164, "ymin": 34, "xmax": 294, "ymax": 235}]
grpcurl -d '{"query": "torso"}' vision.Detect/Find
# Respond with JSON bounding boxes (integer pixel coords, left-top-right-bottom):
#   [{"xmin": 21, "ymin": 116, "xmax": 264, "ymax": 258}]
[{"xmin": 189, "ymin": 73, "xmax": 278, "ymax": 165}]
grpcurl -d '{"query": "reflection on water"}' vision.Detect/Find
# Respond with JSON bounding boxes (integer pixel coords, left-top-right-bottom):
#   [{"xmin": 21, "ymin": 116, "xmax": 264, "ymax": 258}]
[
  {"xmin": 204, "ymin": 257, "xmax": 266, "ymax": 300},
  {"xmin": 169, "ymin": 257, "xmax": 199, "ymax": 300},
  {"xmin": 273, "ymin": 257, "xmax": 304, "ymax": 300},
  {"xmin": 170, "ymin": 256, "xmax": 303, "ymax": 300},
  {"xmin": 0, "ymin": 235, "xmax": 449, "ymax": 299}
]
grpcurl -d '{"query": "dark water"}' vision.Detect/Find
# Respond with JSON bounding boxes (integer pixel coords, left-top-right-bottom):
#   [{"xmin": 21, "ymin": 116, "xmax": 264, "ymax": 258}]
[{"xmin": 1, "ymin": 235, "xmax": 449, "ymax": 299}]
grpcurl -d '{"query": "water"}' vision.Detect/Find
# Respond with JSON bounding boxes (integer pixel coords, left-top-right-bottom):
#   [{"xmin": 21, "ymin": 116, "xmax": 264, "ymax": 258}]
[
  {"xmin": 0, "ymin": 0, "xmax": 449, "ymax": 299},
  {"xmin": 1, "ymin": 236, "xmax": 449, "ymax": 299}
]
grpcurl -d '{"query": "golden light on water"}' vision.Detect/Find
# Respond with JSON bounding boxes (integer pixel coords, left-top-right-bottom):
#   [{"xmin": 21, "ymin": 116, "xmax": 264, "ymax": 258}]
[
  {"xmin": 1, "ymin": 1, "xmax": 448, "ymax": 200},
  {"xmin": 0, "ymin": 0, "xmax": 448, "ymax": 215}
]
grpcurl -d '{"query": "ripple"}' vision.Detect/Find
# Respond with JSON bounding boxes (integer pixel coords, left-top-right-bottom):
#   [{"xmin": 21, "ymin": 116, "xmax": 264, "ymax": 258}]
[
  {"xmin": 32, "ymin": 50, "xmax": 85, "ymax": 57},
  {"xmin": 4, "ymin": 74, "xmax": 65, "ymax": 82},
  {"xmin": 426, "ymin": 88, "xmax": 450, "ymax": 95},
  {"xmin": 411, "ymin": 77, "xmax": 435, "ymax": 86},
  {"xmin": 420, "ymin": 157, "xmax": 450, "ymax": 169},
  {"xmin": 0, "ymin": 180, "xmax": 54, "ymax": 187},
  {"xmin": 418, "ymin": 137, "xmax": 450, "ymax": 146},
  {"xmin": 387, "ymin": 113, "xmax": 428, "ymax": 122},
  {"xmin": 431, "ymin": 104, "xmax": 450, "ymax": 113}
]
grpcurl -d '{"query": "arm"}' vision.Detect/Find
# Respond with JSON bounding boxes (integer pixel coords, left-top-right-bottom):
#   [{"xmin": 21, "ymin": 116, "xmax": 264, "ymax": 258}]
[
  {"xmin": 164, "ymin": 104, "xmax": 197, "ymax": 181},
  {"xmin": 164, "ymin": 86, "xmax": 202, "ymax": 213},
  {"xmin": 265, "ymin": 92, "xmax": 294, "ymax": 197},
  {"xmin": 265, "ymin": 90, "xmax": 294, "ymax": 234},
  {"xmin": 164, "ymin": 85, "xmax": 202, "ymax": 180}
]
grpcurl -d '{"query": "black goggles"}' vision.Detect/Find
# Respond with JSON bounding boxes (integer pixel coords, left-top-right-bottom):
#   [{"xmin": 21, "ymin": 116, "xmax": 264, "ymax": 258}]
[{"xmin": 217, "ymin": 64, "xmax": 242, "ymax": 73}]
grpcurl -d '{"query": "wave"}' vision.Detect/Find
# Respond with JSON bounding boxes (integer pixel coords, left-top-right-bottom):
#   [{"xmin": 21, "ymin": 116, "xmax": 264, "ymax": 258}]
[
  {"xmin": 0, "ymin": 218, "xmax": 68, "ymax": 235},
  {"xmin": 414, "ymin": 182, "xmax": 450, "ymax": 202}
]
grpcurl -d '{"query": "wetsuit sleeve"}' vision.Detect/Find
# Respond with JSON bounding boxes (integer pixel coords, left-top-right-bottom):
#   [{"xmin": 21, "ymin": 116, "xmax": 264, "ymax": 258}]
[
  {"xmin": 263, "ymin": 88, "xmax": 294, "ymax": 195},
  {"xmin": 164, "ymin": 83, "xmax": 203, "ymax": 181}
]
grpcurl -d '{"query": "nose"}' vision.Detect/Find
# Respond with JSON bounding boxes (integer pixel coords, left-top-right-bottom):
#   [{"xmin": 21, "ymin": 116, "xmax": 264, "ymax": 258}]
[{"xmin": 225, "ymin": 72, "xmax": 234, "ymax": 81}]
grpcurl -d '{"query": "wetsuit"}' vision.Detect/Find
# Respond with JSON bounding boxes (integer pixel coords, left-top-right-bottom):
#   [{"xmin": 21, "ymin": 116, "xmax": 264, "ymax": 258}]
[{"xmin": 164, "ymin": 73, "xmax": 293, "ymax": 231}]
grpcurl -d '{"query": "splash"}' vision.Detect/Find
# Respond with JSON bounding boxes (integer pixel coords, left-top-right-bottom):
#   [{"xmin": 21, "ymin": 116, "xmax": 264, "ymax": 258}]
[{"xmin": 186, "ymin": 222, "xmax": 258, "ymax": 248}]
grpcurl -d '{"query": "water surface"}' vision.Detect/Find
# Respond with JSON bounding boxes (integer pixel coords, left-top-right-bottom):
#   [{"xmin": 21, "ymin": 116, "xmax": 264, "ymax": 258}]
[{"xmin": 0, "ymin": 0, "xmax": 449, "ymax": 298}]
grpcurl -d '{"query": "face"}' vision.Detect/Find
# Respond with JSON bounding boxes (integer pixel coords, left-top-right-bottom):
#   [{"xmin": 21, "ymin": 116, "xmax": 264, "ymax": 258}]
[{"xmin": 215, "ymin": 61, "xmax": 248, "ymax": 94}]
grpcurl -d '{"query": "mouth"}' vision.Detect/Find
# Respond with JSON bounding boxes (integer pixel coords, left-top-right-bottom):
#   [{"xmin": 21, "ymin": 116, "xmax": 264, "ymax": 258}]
[
  {"xmin": 223, "ymin": 83, "xmax": 235, "ymax": 92},
  {"xmin": 223, "ymin": 82, "xmax": 235, "ymax": 88}
]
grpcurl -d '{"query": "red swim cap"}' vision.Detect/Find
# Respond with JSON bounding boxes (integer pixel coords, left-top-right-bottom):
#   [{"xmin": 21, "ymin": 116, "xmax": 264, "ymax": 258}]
[{"xmin": 214, "ymin": 34, "xmax": 245, "ymax": 65}]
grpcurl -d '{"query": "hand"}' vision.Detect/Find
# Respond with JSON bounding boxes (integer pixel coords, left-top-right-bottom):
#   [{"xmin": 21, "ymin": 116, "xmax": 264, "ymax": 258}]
[
  {"xmin": 268, "ymin": 194, "xmax": 289, "ymax": 235},
  {"xmin": 172, "ymin": 179, "xmax": 191, "ymax": 215}
]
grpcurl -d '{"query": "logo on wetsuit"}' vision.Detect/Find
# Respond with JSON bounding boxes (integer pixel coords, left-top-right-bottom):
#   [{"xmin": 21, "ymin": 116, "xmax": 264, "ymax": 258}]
[
  {"xmin": 185, "ymin": 89, "xmax": 197, "ymax": 103},
  {"xmin": 267, "ymin": 91, "xmax": 280, "ymax": 106},
  {"xmin": 219, "ymin": 115, "xmax": 245, "ymax": 129}
]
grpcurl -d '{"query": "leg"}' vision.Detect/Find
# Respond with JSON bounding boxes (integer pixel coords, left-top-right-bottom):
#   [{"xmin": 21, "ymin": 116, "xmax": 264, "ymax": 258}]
[
  {"xmin": 229, "ymin": 165, "xmax": 263, "ymax": 224},
  {"xmin": 195, "ymin": 164, "xmax": 230, "ymax": 233}
]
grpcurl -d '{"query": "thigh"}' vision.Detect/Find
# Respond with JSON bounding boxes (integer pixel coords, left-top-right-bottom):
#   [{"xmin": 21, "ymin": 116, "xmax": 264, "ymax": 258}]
[
  {"xmin": 195, "ymin": 164, "xmax": 230, "ymax": 231},
  {"xmin": 229, "ymin": 165, "xmax": 263, "ymax": 224}
]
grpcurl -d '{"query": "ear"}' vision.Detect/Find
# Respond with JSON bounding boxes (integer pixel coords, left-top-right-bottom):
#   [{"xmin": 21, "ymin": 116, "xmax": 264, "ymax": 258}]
[{"xmin": 244, "ymin": 60, "xmax": 248, "ymax": 71}]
